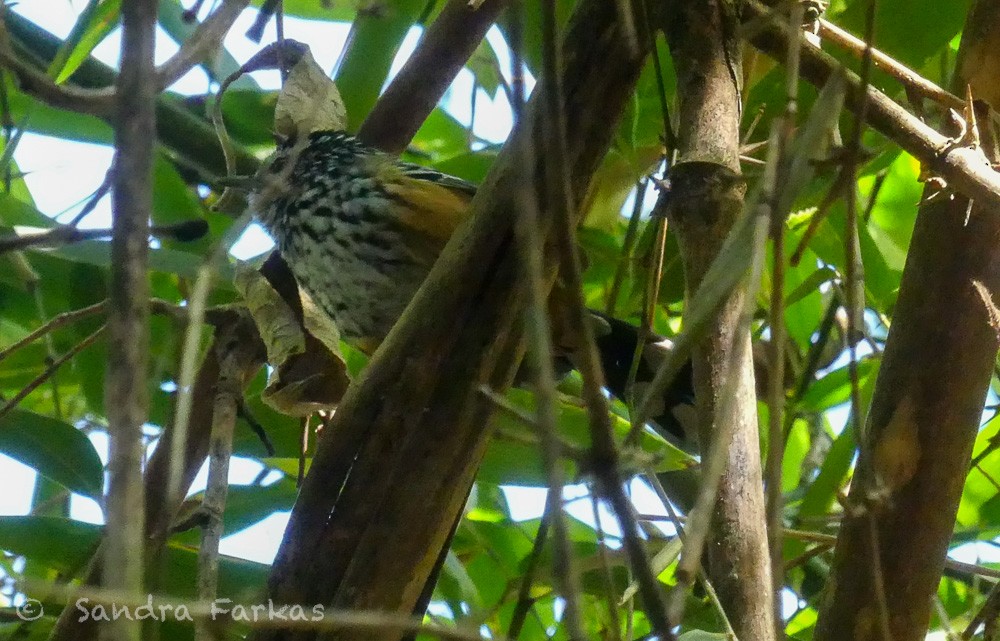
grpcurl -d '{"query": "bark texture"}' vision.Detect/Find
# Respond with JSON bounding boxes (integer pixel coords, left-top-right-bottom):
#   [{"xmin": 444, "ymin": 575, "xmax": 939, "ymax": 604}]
[
  {"xmin": 661, "ymin": 1, "xmax": 776, "ymax": 639},
  {"xmin": 813, "ymin": 2, "xmax": 1000, "ymax": 638},
  {"xmin": 102, "ymin": 2, "xmax": 158, "ymax": 640},
  {"xmin": 256, "ymin": 2, "xmax": 654, "ymax": 639}
]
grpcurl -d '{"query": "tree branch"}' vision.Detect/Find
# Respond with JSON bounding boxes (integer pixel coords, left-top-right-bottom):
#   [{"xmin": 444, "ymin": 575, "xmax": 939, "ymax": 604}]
[
  {"xmin": 0, "ymin": 0, "xmax": 250, "ymax": 118},
  {"xmin": 2, "ymin": 10, "xmax": 259, "ymax": 178},
  {"xmin": 102, "ymin": 2, "xmax": 157, "ymax": 640},
  {"xmin": 256, "ymin": 1, "xmax": 654, "ymax": 639},
  {"xmin": 357, "ymin": 0, "xmax": 506, "ymax": 153},
  {"xmin": 810, "ymin": 0, "xmax": 1000, "ymax": 638},
  {"xmin": 660, "ymin": 0, "xmax": 776, "ymax": 638},
  {"xmin": 744, "ymin": 0, "xmax": 1000, "ymax": 211}
]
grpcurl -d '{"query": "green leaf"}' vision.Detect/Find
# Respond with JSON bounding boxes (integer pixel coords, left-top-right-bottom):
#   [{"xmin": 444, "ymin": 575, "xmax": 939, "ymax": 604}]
[
  {"xmin": 408, "ymin": 108, "xmax": 471, "ymax": 160},
  {"xmin": 466, "ymin": 39, "xmax": 502, "ymax": 96},
  {"xmin": 0, "ymin": 410, "xmax": 104, "ymax": 499},
  {"xmin": 253, "ymin": 0, "xmax": 355, "ymax": 22},
  {"xmin": 172, "ymin": 480, "xmax": 297, "ymax": 546},
  {"xmin": 432, "ymin": 150, "xmax": 498, "ymax": 185},
  {"xmin": 50, "ymin": 0, "xmax": 121, "ymax": 84},
  {"xmin": 26, "ymin": 240, "xmax": 234, "ymax": 282},
  {"xmin": 0, "ymin": 515, "xmax": 269, "ymax": 602},
  {"xmin": 479, "ymin": 388, "xmax": 695, "ymax": 485},
  {"xmin": 0, "ymin": 516, "xmax": 101, "ymax": 574},
  {"xmin": 218, "ymin": 90, "xmax": 279, "ymax": 147},
  {"xmin": 334, "ymin": 0, "xmax": 428, "ymax": 132},
  {"xmin": 834, "ymin": 0, "xmax": 971, "ymax": 70},
  {"xmin": 799, "ymin": 359, "xmax": 877, "ymax": 413},
  {"xmin": 496, "ymin": 0, "xmax": 577, "ymax": 75},
  {"xmin": 5, "ymin": 87, "xmax": 113, "ymax": 145}
]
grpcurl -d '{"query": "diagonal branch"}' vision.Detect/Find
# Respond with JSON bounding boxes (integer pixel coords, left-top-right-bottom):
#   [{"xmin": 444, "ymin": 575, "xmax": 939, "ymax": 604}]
[
  {"xmin": 0, "ymin": 0, "xmax": 250, "ymax": 118},
  {"xmin": 808, "ymin": 0, "xmax": 1000, "ymax": 638},
  {"xmin": 744, "ymin": 0, "xmax": 1000, "ymax": 210},
  {"xmin": 357, "ymin": 0, "xmax": 506, "ymax": 153},
  {"xmin": 3, "ymin": 10, "xmax": 259, "ymax": 178},
  {"xmin": 256, "ymin": 1, "xmax": 657, "ymax": 640}
]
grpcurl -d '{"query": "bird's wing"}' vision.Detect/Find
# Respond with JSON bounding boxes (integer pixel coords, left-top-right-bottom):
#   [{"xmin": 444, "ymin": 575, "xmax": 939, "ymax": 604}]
[{"xmin": 370, "ymin": 159, "xmax": 478, "ymax": 263}]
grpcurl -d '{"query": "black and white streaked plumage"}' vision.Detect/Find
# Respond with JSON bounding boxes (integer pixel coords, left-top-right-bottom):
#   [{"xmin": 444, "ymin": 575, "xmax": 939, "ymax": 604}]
[
  {"xmin": 252, "ymin": 131, "xmax": 477, "ymax": 350},
  {"xmin": 251, "ymin": 129, "xmax": 697, "ymax": 445}
]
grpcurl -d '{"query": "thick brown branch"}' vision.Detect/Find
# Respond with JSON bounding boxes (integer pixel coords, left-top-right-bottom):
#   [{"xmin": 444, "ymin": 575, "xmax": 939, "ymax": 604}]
[
  {"xmin": 256, "ymin": 1, "xmax": 653, "ymax": 639},
  {"xmin": 811, "ymin": 0, "xmax": 1000, "ymax": 639},
  {"xmin": 357, "ymin": 0, "xmax": 506, "ymax": 153},
  {"xmin": 661, "ymin": 0, "xmax": 776, "ymax": 638}
]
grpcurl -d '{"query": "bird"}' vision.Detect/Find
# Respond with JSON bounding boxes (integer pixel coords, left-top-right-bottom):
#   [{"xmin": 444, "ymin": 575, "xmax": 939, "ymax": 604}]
[{"xmin": 250, "ymin": 128, "xmax": 696, "ymax": 446}]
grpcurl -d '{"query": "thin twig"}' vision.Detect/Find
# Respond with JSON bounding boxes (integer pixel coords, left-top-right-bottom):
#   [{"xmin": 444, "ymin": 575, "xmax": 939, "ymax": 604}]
[
  {"xmin": 642, "ymin": 474, "xmax": 739, "ymax": 638},
  {"xmin": 0, "ymin": 219, "xmax": 208, "ymax": 253},
  {"xmin": 0, "ymin": 0, "xmax": 250, "ymax": 118},
  {"xmin": 838, "ymin": 3, "xmax": 888, "ymax": 636},
  {"xmin": 0, "ymin": 298, "xmax": 236, "ymax": 367},
  {"xmin": 513, "ymin": 1, "xmax": 584, "ymax": 637},
  {"xmin": 66, "ymin": 169, "xmax": 113, "ymax": 227},
  {"xmin": 605, "ymin": 179, "xmax": 647, "ymax": 316},
  {"xmin": 963, "ymin": 579, "xmax": 1000, "ymax": 639},
  {"xmin": 0, "ymin": 325, "xmax": 105, "ymax": 422},
  {"xmin": 0, "ymin": 300, "xmax": 106, "ymax": 364},
  {"xmin": 765, "ymin": 2, "xmax": 803, "ymax": 628},
  {"xmin": 507, "ymin": 493, "xmax": 555, "ymax": 640},
  {"xmin": 588, "ymin": 487, "xmax": 623, "ymax": 641},
  {"xmin": 195, "ymin": 328, "xmax": 249, "ymax": 641},
  {"xmin": 745, "ymin": 0, "xmax": 1000, "ymax": 212},
  {"xmin": 817, "ymin": 17, "xmax": 964, "ymax": 112},
  {"xmin": 158, "ymin": 0, "xmax": 252, "ymax": 90},
  {"xmin": 541, "ymin": 1, "xmax": 676, "ymax": 633}
]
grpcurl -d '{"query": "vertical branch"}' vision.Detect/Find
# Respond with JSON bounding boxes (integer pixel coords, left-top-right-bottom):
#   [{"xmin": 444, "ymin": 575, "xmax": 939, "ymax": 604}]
[
  {"xmin": 540, "ymin": 1, "xmax": 675, "ymax": 636},
  {"xmin": 509, "ymin": 0, "xmax": 584, "ymax": 638},
  {"xmin": 765, "ymin": 1, "xmax": 804, "ymax": 628},
  {"xmin": 660, "ymin": 0, "xmax": 776, "ymax": 638},
  {"xmin": 812, "ymin": 0, "xmax": 1000, "ymax": 638},
  {"xmin": 195, "ymin": 325, "xmax": 250, "ymax": 640},
  {"xmin": 103, "ymin": 1, "xmax": 157, "ymax": 641}
]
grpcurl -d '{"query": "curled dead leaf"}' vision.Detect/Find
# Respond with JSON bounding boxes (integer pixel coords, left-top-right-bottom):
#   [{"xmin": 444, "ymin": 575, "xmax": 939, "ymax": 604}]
[
  {"xmin": 235, "ymin": 258, "xmax": 350, "ymax": 416},
  {"xmin": 274, "ymin": 49, "xmax": 346, "ymax": 138}
]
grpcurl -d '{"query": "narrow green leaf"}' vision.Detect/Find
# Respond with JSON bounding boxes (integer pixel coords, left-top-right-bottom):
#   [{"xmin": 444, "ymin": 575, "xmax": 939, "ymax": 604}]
[
  {"xmin": 51, "ymin": 0, "xmax": 122, "ymax": 84},
  {"xmin": 334, "ymin": 0, "xmax": 427, "ymax": 132}
]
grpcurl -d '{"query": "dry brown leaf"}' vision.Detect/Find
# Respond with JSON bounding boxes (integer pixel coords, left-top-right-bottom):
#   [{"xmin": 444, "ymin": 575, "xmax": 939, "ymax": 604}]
[
  {"xmin": 273, "ymin": 49, "xmax": 346, "ymax": 138},
  {"xmin": 234, "ymin": 259, "xmax": 350, "ymax": 415}
]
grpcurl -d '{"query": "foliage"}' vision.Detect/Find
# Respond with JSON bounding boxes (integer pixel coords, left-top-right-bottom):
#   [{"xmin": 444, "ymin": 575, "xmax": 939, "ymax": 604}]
[{"xmin": 0, "ymin": 0, "xmax": 996, "ymax": 640}]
